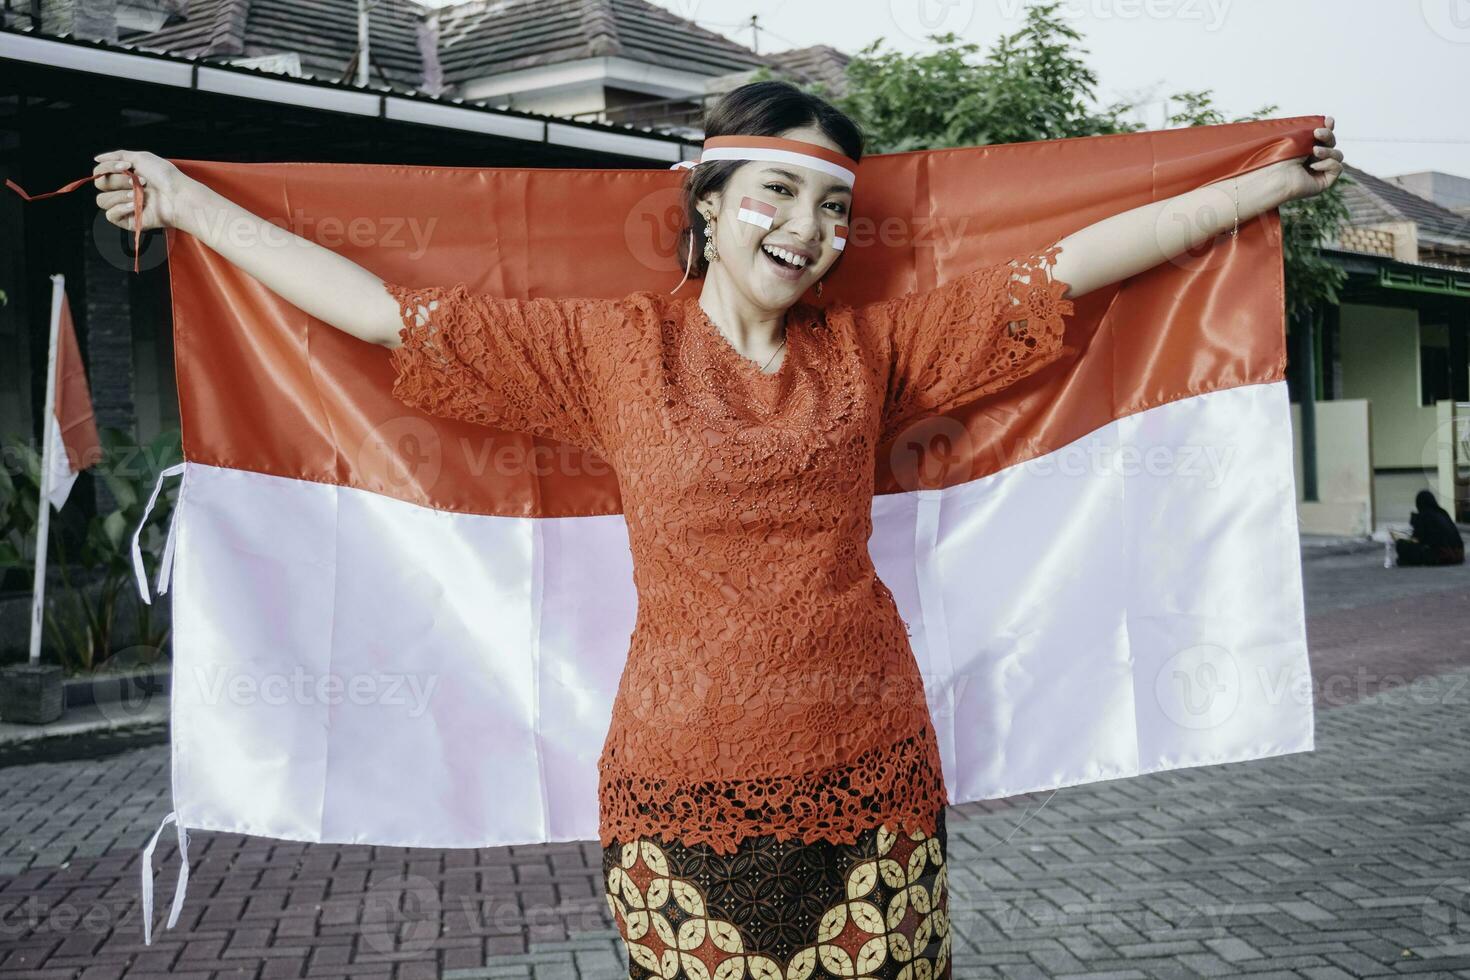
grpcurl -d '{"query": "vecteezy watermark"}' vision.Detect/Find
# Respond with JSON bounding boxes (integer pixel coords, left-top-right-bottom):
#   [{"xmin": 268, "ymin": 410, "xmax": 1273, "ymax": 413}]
[
  {"xmin": 93, "ymin": 210, "xmax": 171, "ymax": 273},
  {"xmin": 994, "ymin": 0, "xmax": 1232, "ymax": 29},
  {"xmin": 91, "ymin": 646, "xmax": 170, "ymax": 727},
  {"xmin": 889, "ymin": 0, "xmax": 980, "ymax": 43},
  {"xmin": 178, "ymin": 203, "xmax": 440, "ymax": 258},
  {"xmin": 625, "ymin": 185, "xmax": 687, "ymax": 275},
  {"xmin": 886, "ymin": 415, "xmax": 975, "ymax": 492},
  {"xmin": 951, "ymin": 891, "xmax": 1238, "ymax": 938},
  {"xmin": 187, "ymin": 663, "xmax": 441, "ymax": 719},
  {"xmin": 1414, "ymin": 414, "xmax": 1470, "ymax": 504},
  {"xmin": 624, "ymin": 181, "xmax": 978, "ymax": 276},
  {"xmin": 1313, "ymin": 668, "xmax": 1470, "ymax": 710},
  {"xmin": 359, "ymin": 416, "xmax": 615, "ymax": 494},
  {"xmin": 843, "ymin": 215, "xmax": 972, "ymax": 255},
  {"xmin": 1163, "ymin": 663, "xmax": 1469, "ymax": 714},
  {"xmin": 1420, "ymin": 0, "xmax": 1470, "ymax": 42},
  {"xmin": 1153, "ymin": 183, "xmax": 1269, "ymax": 277},
  {"xmin": 360, "ymin": 872, "xmax": 441, "ymax": 956},
  {"xmin": 1422, "ymin": 877, "xmax": 1470, "ymax": 945},
  {"xmin": 886, "ymin": 426, "xmax": 1244, "ymax": 495},
  {"xmin": 1018, "ymin": 439, "xmax": 1241, "ymax": 488},
  {"xmin": 1154, "ymin": 643, "xmax": 1243, "ymax": 731},
  {"xmin": 0, "ymin": 895, "xmax": 136, "ymax": 940},
  {"xmin": 361, "ymin": 880, "xmax": 612, "ymax": 957},
  {"xmin": 359, "ymin": 415, "xmax": 445, "ymax": 495}
]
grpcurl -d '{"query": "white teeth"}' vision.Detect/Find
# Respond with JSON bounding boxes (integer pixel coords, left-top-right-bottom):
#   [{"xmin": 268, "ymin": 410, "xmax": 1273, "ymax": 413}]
[{"xmin": 762, "ymin": 244, "xmax": 808, "ymax": 269}]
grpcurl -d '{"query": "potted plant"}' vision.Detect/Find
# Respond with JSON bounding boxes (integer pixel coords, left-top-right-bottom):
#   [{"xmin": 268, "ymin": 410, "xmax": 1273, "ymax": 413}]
[
  {"xmin": 0, "ymin": 427, "xmax": 181, "ymax": 723},
  {"xmin": 0, "ymin": 433, "xmax": 64, "ymax": 723}
]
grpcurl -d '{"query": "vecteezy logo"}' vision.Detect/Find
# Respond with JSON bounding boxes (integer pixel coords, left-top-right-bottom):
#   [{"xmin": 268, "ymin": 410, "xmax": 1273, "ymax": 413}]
[
  {"xmin": 360, "ymin": 872, "xmax": 441, "ymax": 956},
  {"xmin": 1155, "ymin": 643, "xmax": 1241, "ymax": 731},
  {"xmin": 624, "ymin": 186, "xmax": 687, "ymax": 274},
  {"xmin": 1421, "ymin": 0, "xmax": 1470, "ymax": 42},
  {"xmin": 358, "ymin": 416, "xmax": 443, "ymax": 494},
  {"xmin": 889, "ymin": 0, "xmax": 979, "ymax": 42}
]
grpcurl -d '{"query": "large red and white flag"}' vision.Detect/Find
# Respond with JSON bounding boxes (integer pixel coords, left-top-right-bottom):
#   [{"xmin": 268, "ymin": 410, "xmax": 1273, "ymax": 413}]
[{"xmin": 119, "ymin": 118, "xmax": 1320, "ymax": 942}]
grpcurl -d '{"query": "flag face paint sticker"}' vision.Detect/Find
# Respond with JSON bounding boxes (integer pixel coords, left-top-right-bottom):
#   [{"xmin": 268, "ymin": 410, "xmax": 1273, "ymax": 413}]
[
  {"xmin": 833, "ymin": 225, "xmax": 848, "ymax": 252},
  {"xmin": 738, "ymin": 197, "xmax": 777, "ymax": 230}
]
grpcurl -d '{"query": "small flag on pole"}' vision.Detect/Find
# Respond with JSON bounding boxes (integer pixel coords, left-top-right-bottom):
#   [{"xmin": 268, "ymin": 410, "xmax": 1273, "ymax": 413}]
[
  {"xmin": 43, "ymin": 278, "xmax": 101, "ymax": 511},
  {"xmin": 833, "ymin": 224, "xmax": 848, "ymax": 252},
  {"xmin": 737, "ymin": 197, "xmax": 777, "ymax": 230},
  {"xmin": 30, "ymin": 274, "xmax": 100, "ymax": 668}
]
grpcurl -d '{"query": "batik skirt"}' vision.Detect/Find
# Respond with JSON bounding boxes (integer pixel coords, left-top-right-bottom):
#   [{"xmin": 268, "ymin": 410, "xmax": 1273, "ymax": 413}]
[{"xmin": 602, "ymin": 804, "xmax": 950, "ymax": 979}]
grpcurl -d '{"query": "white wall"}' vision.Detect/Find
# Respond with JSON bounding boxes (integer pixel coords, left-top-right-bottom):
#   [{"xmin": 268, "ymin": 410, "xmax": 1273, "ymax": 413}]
[
  {"xmin": 1291, "ymin": 399, "xmax": 1374, "ymax": 535},
  {"xmin": 1339, "ymin": 302, "xmax": 1437, "ymax": 469}
]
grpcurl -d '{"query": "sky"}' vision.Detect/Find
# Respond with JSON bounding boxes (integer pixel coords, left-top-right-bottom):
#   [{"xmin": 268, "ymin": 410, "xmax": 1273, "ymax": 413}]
[{"xmin": 610, "ymin": 0, "xmax": 1468, "ymax": 182}]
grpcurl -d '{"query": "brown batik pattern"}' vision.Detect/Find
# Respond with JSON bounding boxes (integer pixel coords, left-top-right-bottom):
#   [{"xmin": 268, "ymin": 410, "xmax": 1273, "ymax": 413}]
[{"xmin": 602, "ymin": 806, "xmax": 949, "ymax": 980}]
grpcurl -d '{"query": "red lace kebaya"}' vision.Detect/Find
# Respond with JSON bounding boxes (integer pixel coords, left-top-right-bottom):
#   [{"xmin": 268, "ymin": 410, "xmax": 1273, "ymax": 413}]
[{"xmin": 384, "ymin": 244, "xmax": 1075, "ymax": 855}]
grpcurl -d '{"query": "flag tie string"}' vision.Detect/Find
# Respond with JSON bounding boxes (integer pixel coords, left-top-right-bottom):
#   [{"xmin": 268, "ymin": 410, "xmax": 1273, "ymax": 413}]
[
  {"xmin": 5, "ymin": 168, "xmax": 146, "ymax": 273},
  {"xmin": 132, "ymin": 462, "xmax": 186, "ymax": 605}
]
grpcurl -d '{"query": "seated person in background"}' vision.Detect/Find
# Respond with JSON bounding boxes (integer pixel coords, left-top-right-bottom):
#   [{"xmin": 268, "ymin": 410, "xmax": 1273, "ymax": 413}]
[{"xmin": 1395, "ymin": 489, "xmax": 1465, "ymax": 566}]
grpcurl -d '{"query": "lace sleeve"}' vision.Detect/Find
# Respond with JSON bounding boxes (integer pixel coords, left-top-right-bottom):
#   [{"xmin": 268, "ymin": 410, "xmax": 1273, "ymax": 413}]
[
  {"xmin": 859, "ymin": 243, "xmax": 1076, "ymax": 446},
  {"xmin": 383, "ymin": 281, "xmax": 611, "ymax": 456}
]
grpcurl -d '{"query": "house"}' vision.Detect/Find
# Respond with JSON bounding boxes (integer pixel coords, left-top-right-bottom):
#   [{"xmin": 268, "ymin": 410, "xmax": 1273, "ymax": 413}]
[
  {"xmin": 113, "ymin": 0, "xmax": 846, "ymax": 134},
  {"xmin": 1294, "ymin": 163, "xmax": 1470, "ymax": 532}
]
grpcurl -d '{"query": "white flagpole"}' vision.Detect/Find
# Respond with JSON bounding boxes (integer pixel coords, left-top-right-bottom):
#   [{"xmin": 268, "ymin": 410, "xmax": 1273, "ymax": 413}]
[{"xmin": 29, "ymin": 273, "xmax": 65, "ymax": 667}]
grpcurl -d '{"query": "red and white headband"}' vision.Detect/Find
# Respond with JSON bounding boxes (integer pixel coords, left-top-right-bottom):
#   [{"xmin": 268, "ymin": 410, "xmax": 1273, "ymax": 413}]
[{"xmin": 671, "ymin": 135, "xmax": 859, "ymax": 189}]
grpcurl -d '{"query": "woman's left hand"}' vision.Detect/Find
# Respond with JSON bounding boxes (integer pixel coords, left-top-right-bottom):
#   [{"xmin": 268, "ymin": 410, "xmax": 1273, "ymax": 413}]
[{"xmin": 1270, "ymin": 116, "xmax": 1344, "ymax": 205}]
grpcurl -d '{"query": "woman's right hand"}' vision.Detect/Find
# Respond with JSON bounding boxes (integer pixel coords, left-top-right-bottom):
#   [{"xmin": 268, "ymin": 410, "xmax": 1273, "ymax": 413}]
[{"xmin": 92, "ymin": 150, "xmax": 194, "ymax": 233}]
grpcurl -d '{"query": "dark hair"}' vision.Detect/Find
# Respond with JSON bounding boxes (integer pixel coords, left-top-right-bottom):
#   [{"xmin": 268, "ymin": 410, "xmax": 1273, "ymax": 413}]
[{"xmin": 675, "ymin": 80, "xmax": 865, "ymax": 280}]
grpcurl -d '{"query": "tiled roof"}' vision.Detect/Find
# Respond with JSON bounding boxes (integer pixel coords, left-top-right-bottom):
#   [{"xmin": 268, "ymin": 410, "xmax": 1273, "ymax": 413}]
[
  {"xmin": 122, "ymin": 0, "xmax": 771, "ymax": 94},
  {"xmin": 765, "ymin": 44, "xmax": 851, "ymax": 96},
  {"xmin": 122, "ymin": 0, "xmax": 428, "ymax": 92},
  {"xmin": 1340, "ymin": 162, "xmax": 1470, "ymax": 248},
  {"xmin": 1, "ymin": 23, "xmax": 693, "ymax": 162},
  {"xmin": 433, "ymin": 0, "xmax": 768, "ymax": 84}
]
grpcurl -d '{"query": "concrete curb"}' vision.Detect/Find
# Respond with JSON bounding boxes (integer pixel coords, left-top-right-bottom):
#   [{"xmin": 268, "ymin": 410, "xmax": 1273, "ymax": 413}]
[{"xmin": 1301, "ymin": 537, "xmax": 1381, "ymax": 559}]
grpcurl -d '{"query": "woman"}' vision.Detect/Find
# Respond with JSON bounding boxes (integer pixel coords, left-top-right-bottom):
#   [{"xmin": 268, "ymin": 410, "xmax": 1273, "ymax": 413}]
[
  {"xmin": 92, "ymin": 81, "xmax": 1341, "ymax": 978},
  {"xmin": 1395, "ymin": 489, "xmax": 1465, "ymax": 566}
]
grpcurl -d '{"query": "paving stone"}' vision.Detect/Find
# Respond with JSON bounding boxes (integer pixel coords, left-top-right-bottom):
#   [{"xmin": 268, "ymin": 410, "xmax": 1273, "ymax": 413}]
[{"xmin": 1, "ymin": 550, "xmax": 1468, "ymax": 978}]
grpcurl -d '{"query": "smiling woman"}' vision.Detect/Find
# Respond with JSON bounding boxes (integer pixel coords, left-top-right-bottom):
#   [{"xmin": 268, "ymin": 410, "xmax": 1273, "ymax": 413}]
[{"xmin": 564, "ymin": 81, "xmax": 972, "ymax": 978}]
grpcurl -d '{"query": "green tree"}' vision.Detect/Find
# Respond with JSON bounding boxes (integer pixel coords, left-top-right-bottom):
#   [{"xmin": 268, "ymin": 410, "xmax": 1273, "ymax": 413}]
[
  {"xmin": 837, "ymin": 4, "xmax": 1138, "ymax": 151},
  {"xmin": 834, "ymin": 1, "xmax": 1348, "ymax": 337}
]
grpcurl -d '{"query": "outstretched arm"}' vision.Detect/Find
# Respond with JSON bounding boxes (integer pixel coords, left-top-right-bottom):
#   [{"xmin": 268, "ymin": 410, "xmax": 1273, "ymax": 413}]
[
  {"xmin": 93, "ymin": 150, "xmax": 404, "ymax": 347},
  {"xmin": 1048, "ymin": 118, "xmax": 1343, "ymax": 300}
]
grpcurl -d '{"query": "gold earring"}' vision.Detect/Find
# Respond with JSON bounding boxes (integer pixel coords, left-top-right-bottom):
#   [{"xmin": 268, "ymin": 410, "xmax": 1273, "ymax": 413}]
[{"xmin": 702, "ymin": 213, "xmax": 719, "ymax": 264}]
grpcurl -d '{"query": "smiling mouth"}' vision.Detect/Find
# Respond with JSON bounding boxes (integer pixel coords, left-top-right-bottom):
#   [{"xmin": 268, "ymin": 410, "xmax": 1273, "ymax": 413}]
[{"xmin": 761, "ymin": 243, "xmax": 809, "ymax": 274}]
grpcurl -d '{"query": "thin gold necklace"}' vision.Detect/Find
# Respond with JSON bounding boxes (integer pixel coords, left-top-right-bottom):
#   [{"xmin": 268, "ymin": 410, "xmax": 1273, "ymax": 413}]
[
  {"xmin": 700, "ymin": 298, "xmax": 787, "ymax": 374},
  {"xmin": 760, "ymin": 336, "xmax": 787, "ymax": 374}
]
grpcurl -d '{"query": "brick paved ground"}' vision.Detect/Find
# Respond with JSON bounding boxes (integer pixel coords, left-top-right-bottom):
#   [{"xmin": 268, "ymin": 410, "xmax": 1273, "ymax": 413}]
[{"xmin": 2, "ymin": 549, "xmax": 1469, "ymax": 979}]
